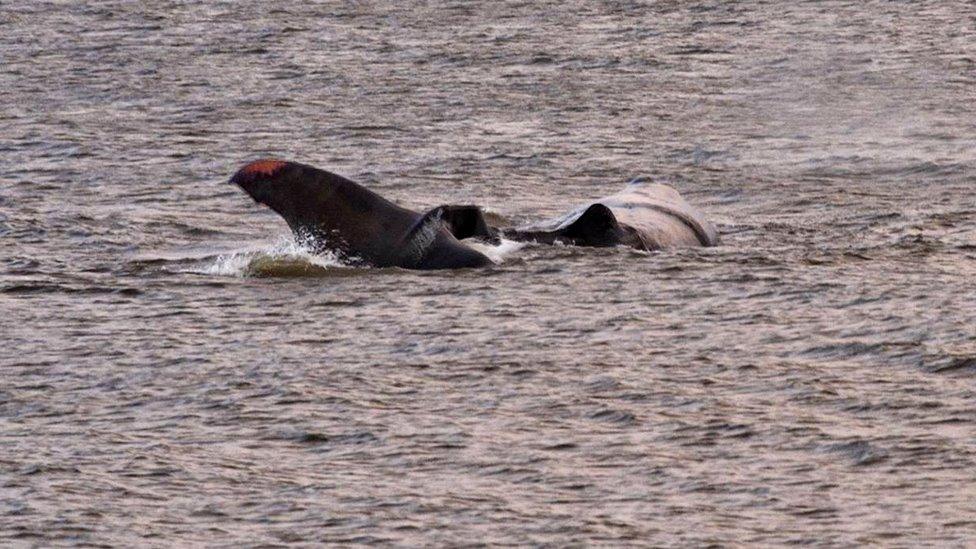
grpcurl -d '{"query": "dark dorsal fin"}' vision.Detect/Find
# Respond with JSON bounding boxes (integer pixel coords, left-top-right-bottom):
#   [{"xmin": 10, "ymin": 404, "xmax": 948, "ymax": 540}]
[
  {"xmin": 423, "ymin": 205, "xmax": 500, "ymax": 244},
  {"xmin": 557, "ymin": 203, "xmax": 623, "ymax": 246}
]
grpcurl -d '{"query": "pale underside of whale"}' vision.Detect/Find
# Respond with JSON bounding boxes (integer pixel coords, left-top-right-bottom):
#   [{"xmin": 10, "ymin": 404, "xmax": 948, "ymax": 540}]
[{"xmin": 510, "ymin": 180, "xmax": 719, "ymax": 250}]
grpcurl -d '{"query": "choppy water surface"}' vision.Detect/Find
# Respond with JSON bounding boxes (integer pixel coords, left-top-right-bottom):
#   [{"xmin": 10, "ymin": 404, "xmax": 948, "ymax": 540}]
[{"xmin": 3, "ymin": 1, "xmax": 976, "ymax": 545}]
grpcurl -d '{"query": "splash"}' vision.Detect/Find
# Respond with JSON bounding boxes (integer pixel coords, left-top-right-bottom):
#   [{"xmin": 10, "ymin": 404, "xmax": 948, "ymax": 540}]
[
  {"xmin": 465, "ymin": 237, "xmax": 524, "ymax": 264},
  {"xmin": 193, "ymin": 232, "xmax": 521, "ymax": 277},
  {"xmin": 202, "ymin": 236, "xmax": 350, "ymax": 278}
]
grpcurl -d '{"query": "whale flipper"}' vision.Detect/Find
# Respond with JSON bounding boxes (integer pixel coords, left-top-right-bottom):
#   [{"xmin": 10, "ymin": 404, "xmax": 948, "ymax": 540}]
[{"xmin": 231, "ymin": 159, "xmax": 492, "ymax": 269}]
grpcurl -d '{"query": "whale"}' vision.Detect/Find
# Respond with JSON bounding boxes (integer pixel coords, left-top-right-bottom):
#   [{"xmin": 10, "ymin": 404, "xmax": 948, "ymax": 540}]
[
  {"xmin": 230, "ymin": 159, "xmax": 718, "ymax": 270},
  {"xmin": 230, "ymin": 159, "xmax": 493, "ymax": 269},
  {"xmin": 424, "ymin": 178, "xmax": 718, "ymax": 251},
  {"xmin": 501, "ymin": 178, "xmax": 719, "ymax": 250}
]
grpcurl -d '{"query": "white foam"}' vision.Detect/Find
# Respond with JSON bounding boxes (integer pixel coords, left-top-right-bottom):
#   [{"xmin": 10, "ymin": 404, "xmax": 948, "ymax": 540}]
[
  {"xmin": 465, "ymin": 238, "xmax": 525, "ymax": 264},
  {"xmin": 201, "ymin": 235, "xmax": 349, "ymax": 277}
]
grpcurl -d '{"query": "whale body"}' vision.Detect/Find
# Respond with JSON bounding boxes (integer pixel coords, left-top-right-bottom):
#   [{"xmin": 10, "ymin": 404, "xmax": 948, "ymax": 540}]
[{"xmin": 230, "ymin": 159, "xmax": 718, "ymax": 270}]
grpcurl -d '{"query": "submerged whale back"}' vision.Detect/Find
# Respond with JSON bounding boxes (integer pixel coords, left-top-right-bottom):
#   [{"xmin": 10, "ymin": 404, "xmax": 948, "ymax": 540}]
[
  {"xmin": 513, "ymin": 181, "xmax": 718, "ymax": 250},
  {"xmin": 585, "ymin": 183, "xmax": 718, "ymax": 248}
]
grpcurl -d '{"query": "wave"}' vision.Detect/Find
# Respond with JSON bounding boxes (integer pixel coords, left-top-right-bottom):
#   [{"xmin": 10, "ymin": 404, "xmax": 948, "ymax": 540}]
[{"xmin": 199, "ymin": 236, "xmax": 352, "ymax": 278}]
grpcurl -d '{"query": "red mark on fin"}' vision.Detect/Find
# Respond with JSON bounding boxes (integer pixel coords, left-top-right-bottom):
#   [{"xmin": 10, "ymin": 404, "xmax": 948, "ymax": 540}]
[{"xmin": 239, "ymin": 159, "xmax": 288, "ymax": 178}]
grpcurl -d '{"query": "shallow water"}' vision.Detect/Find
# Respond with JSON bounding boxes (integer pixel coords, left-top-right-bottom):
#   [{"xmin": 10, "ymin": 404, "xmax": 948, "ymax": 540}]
[{"xmin": 3, "ymin": 1, "xmax": 976, "ymax": 546}]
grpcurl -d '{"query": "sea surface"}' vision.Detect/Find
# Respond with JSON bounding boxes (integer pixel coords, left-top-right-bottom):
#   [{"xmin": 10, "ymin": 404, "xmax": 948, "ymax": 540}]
[{"xmin": 2, "ymin": 1, "xmax": 975, "ymax": 546}]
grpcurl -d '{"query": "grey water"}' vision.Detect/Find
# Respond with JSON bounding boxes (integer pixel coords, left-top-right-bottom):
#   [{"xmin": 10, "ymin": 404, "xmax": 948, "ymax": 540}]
[{"xmin": 2, "ymin": 1, "xmax": 976, "ymax": 546}]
